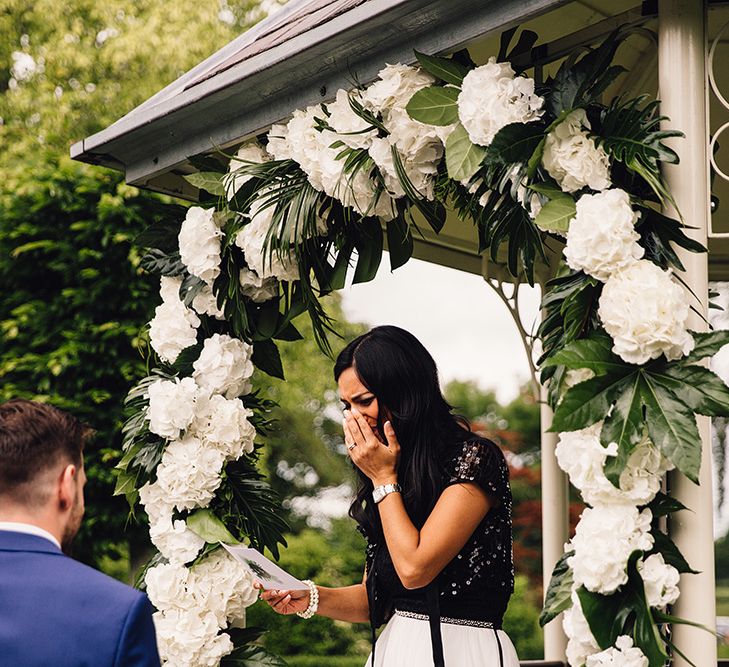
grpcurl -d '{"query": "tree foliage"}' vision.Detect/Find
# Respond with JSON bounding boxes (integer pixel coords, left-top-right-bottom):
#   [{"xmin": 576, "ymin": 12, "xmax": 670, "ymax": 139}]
[{"xmin": 0, "ymin": 0, "xmax": 274, "ymax": 569}]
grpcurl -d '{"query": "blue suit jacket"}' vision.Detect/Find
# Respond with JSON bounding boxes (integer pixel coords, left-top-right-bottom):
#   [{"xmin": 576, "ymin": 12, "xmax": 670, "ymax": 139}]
[{"xmin": 0, "ymin": 530, "xmax": 160, "ymax": 667}]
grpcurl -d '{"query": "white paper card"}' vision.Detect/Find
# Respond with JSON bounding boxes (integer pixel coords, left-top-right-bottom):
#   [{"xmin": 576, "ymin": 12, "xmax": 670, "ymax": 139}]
[{"xmin": 221, "ymin": 543, "xmax": 308, "ymax": 591}]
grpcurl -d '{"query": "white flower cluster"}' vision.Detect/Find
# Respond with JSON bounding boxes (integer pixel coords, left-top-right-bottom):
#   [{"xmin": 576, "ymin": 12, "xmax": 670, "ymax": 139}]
[
  {"xmin": 638, "ymin": 553, "xmax": 680, "ymax": 609},
  {"xmin": 457, "ymin": 57, "xmax": 543, "ymax": 147},
  {"xmin": 598, "ymin": 260, "xmax": 694, "ymax": 365},
  {"xmin": 146, "ymin": 551, "xmax": 257, "ymax": 666},
  {"xmin": 585, "ymin": 636, "xmax": 649, "ymax": 667},
  {"xmin": 263, "ymin": 63, "xmax": 446, "ymax": 216},
  {"xmin": 149, "ymin": 277, "xmax": 201, "ymax": 364},
  {"xmin": 568, "ymin": 505, "xmax": 654, "ymax": 594},
  {"xmin": 192, "ymin": 333, "xmax": 255, "ymax": 399},
  {"xmin": 147, "ymin": 377, "xmax": 200, "ymax": 440},
  {"xmin": 234, "ymin": 191, "xmax": 300, "ymax": 283},
  {"xmin": 563, "ymin": 592, "xmax": 600, "ymax": 667},
  {"xmin": 267, "ymin": 105, "xmax": 397, "ymax": 220},
  {"xmin": 563, "ymin": 189, "xmax": 643, "ymax": 282},
  {"xmin": 178, "ymin": 207, "xmax": 223, "ymax": 285},
  {"xmin": 226, "ymin": 141, "xmax": 271, "ymax": 201},
  {"xmin": 543, "ymin": 109, "xmax": 611, "ymax": 193},
  {"xmin": 555, "ymin": 424, "xmax": 673, "ymax": 507},
  {"xmin": 363, "ymin": 64, "xmax": 443, "ymax": 200}
]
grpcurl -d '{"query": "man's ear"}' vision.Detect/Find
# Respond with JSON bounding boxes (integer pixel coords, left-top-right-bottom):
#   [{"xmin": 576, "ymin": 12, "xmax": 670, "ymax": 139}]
[{"xmin": 57, "ymin": 464, "xmax": 78, "ymax": 511}]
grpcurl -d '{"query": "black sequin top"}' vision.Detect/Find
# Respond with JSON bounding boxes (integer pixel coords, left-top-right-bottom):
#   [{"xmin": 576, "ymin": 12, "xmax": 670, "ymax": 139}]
[{"xmin": 364, "ymin": 436, "xmax": 514, "ymax": 628}]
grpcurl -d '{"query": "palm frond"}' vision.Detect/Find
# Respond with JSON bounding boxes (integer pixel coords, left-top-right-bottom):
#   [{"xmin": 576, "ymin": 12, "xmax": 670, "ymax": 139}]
[{"xmin": 596, "ymin": 96, "xmax": 683, "ymax": 211}]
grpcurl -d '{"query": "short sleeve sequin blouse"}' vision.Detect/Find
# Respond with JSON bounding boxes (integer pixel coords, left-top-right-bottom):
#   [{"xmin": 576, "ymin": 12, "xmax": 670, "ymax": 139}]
[{"xmin": 364, "ymin": 436, "xmax": 515, "ymax": 627}]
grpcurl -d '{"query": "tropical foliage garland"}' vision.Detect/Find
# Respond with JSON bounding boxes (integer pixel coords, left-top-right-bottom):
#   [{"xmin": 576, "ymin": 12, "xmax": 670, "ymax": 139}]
[{"xmin": 119, "ymin": 28, "xmax": 729, "ymax": 667}]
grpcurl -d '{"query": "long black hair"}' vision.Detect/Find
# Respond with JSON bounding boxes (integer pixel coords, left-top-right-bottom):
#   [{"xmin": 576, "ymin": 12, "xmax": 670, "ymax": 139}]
[{"xmin": 334, "ymin": 325, "xmax": 472, "ymax": 542}]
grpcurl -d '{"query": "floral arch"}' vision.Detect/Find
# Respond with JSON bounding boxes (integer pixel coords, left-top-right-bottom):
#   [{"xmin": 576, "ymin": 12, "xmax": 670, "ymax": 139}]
[{"xmin": 116, "ymin": 28, "xmax": 728, "ymax": 667}]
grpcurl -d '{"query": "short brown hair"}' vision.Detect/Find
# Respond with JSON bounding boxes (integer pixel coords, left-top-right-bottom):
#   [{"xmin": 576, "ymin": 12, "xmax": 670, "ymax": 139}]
[{"xmin": 0, "ymin": 399, "xmax": 92, "ymax": 502}]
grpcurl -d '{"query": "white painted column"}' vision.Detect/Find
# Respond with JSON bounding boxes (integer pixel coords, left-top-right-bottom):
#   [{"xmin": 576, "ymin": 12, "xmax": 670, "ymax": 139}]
[
  {"xmin": 540, "ymin": 392, "xmax": 569, "ymax": 662},
  {"xmin": 658, "ymin": 3, "xmax": 717, "ymax": 667}
]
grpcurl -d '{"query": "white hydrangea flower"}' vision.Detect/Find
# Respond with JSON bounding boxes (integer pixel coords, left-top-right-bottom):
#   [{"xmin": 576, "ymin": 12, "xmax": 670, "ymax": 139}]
[
  {"xmin": 149, "ymin": 517, "xmax": 205, "ymax": 564},
  {"xmin": 564, "ymin": 189, "xmax": 644, "ymax": 282},
  {"xmin": 568, "ymin": 505, "xmax": 654, "ymax": 594},
  {"xmin": 178, "ymin": 207, "xmax": 223, "ymax": 285},
  {"xmin": 234, "ymin": 192, "xmax": 300, "ymax": 282},
  {"xmin": 638, "ymin": 553, "xmax": 680, "ymax": 609},
  {"xmin": 190, "ymin": 550, "xmax": 258, "ymax": 627},
  {"xmin": 191, "ymin": 394, "xmax": 256, "ymax": 460},
  {"xmin": 363, "ymin": 65, "xmax": 443, "ymax": 200},
  {"xmin": 265, "ymin": 122, "xmax": 291, "ymax": 161},
  {"xmin": 192, "ymin": 333, "xmax": 255, "ymax": 399},
  {"xmin": 543, "ymin": 109, "xmax": 611, "ymax": 193},
  {"xmin": 556, "ymin": 424, "xmax": 671, "ymax": 506},
  {"xmin": 239, "ymin": 267, "xmax": 279, "ymax": 302},
  {"xmin": 369, "ymin": 134, "xmax": 439, "ymax": 200},
  {"xmin": 563, "ymin": 591, "xmax": 601, "ymax": 667},
  {"xmin": 139, "ymin": 481, "xmax": 174, "ymax": 526},
  {"xmin": 270, "ymin": 103, "xmax": 397, "ymax": 219},
  {"xmin": 598, "ymin": 260, "xmax": 695, "ymax": 364},
  {"xmin": 363, "ymin": 63, "xmax": 434, "ymax": 114},
  {"xmin": 191, "ymin": 283, "xmax": 225, "ymax": 320},
  {"xmin": 226, "ymin": 141, "xmax": 270, "ymax": 201},
  {"xmin": 326, "ymin": 88, "xmax": 377, "ymax": 150},
  {"xmin": 457, "ymin": 57, "xmax": 543, "ymax": 147},
  {"xmin": 585, "ymin": 635, "xmax": 649, "ymax": 667},
  {"xmin": 145, "ymin": 562, "xmax": 191, "ymax": 612},
  {"xmin": 153, "ymin": 608, "xmax": 233, "ymax": 666},
  {"xmin": 149, "ymin": 277, "xmax": 200, "ymax": 364},
  {"xmin": 155, "ymin": 435, "xmax": 227, "ymax": 511},
  {"xmin": 147, "ymin": 377, "xmax": 200, "ymax": 440}
]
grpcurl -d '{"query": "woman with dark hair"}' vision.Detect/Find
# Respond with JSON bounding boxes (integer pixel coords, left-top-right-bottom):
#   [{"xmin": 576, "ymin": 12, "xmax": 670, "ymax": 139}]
[{"xmin": 259, "ymin": 325, "xmax": 520, "ymax": 666}]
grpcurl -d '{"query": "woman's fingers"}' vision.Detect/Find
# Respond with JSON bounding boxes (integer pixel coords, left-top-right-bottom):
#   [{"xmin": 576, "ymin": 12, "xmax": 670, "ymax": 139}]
[{"xmin": 348, "ymin": 409, "xmax": 378, "ymax": 446}]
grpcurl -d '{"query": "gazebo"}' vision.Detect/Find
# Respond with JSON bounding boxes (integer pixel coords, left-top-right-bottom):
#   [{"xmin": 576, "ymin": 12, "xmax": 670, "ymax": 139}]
[{"xmin": 72, "ymin": 1, "xmax": 727, "ymax": 664}]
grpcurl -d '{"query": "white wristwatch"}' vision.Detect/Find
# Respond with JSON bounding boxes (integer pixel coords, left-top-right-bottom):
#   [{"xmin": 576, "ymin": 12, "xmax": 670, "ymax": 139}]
[{"xmin": 372, "ymin": 482, "xmax": 402, "ymax": 504}]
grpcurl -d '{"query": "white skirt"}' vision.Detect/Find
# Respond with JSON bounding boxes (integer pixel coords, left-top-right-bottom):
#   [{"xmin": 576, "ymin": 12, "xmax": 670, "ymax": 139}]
[{"xmin": 363, "ymin": 611, "xmax": 520, "ymax": 667}]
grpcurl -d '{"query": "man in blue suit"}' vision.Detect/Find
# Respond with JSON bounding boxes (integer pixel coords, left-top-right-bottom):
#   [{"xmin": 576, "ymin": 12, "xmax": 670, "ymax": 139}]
[{"xmin": 0, "ymin": 398, "xmax": 161, "ymax": 667}]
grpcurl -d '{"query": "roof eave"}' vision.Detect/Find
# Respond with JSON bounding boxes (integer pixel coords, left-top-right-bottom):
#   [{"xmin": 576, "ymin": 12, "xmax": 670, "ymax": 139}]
[{"xmin": 71, "ymin": 0, "xmax": 567, "ymax": 198}]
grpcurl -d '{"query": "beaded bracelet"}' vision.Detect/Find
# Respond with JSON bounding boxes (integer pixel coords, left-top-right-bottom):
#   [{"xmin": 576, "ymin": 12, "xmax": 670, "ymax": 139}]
[{"xmin": 296, "ymin": 579, "xmax": 319, "ymax": 619}]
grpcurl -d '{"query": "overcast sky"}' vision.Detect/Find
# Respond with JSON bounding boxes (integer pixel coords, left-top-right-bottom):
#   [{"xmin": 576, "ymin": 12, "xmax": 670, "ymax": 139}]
[{"xmin": 339, "ymin": 254, "xmax": 542, "ymax": 403}]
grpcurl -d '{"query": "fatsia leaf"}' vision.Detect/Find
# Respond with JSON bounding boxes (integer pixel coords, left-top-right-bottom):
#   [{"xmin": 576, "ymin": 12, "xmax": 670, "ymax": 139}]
[
  {"xmin": 650, "ymin": 363, "xmax": 729, "ymax": 417},
  {"xmin": 183, "ymin": 171, "xmax": 226, "ymax": 197},
  {"xmin": 539, "ymin": 551, "xmax": 574, "ymax": 627},
  {"xmin": 649, "ymin": 530, "xmax": 698, "ymax": 574},
  {"xmin": 252, "ymin": 339, "xmax": 284, "ymax": 379},
  {"xmin": 405, "ymin": 86, "xmax": 459, "ymax": 126},
  {"xmin": 601, "ymin": 372, "xmax": 644, "ymax": 485},
  {"xmin": 533, "ymin": 195, "xmax": 576, "ymax": 233},
  {"xmin": 542, "ymin": 331, "xmax": 626, "ymax": 375},
  {"xmin": 187, "ymin": 509, "xmax": 240, "ymax": 545},
  {"xmin": 646, "ymin": 491, "xmax": 688, "ymax": 517},
  {"xmin": 640, "ymin": 376, "xmax": 701, "ymax": 483},
  {"xmin": 487, "ymin": 122, "xmax": 545, "ymax": 165},
  {"xmin": 550, "ymin": 371, "xmax": 631, "ymax": 432},
  {"xmin": 445, "ymin": 123, "xmax": 487, "ymax": 181},
  {"xmin": 683, "ymin": 329, "xmax": 729, "ymax": 362},
  {"xmin": 414, "ymin": 50, "xmax": 469, "ymax": 85},
  {"xmin": 576, "ymin": 586, "xmax": 628, "ymax": 649}
]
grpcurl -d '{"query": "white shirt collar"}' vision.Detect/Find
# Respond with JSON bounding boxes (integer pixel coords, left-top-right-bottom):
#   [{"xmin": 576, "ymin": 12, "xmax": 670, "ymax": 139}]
[{"xmin": 0, "ymin": 522, "xmax": 61, "ymax": 549}]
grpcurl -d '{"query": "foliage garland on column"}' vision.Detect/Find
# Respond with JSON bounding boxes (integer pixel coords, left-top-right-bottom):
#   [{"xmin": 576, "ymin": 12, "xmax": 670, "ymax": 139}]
[{"xmin": 119, "ymin": 27, "xmax": 728, "ymax": 667}]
